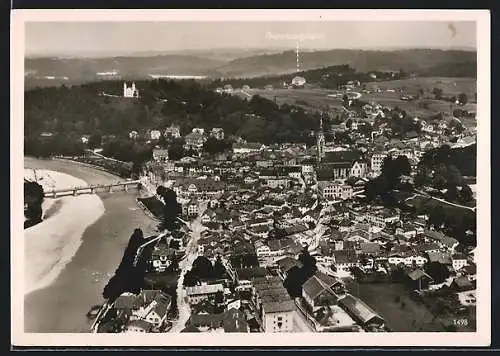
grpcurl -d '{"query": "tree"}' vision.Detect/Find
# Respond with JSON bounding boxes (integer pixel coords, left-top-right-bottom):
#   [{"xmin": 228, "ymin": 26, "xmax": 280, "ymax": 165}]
[
  {"xmin": 87, "ymin": 132, "xmax": 102, "ymax": 149},
  {"xmin": 458, "ymin": 93, "xmax": 468, "ymax": 105},
  {"xmin": 214, "ymin": 290, "xmax": 224, "ymax": 304},
  {"xmin": 168, "ymin": 142, "xmax": 185, "ymax": 161},
  {"xmin": 203, "ymin": 137, "xmax": 230, "ymax": 155},
  {"xmin": 298, "ymin": 245, "xmax": 317, "ymax": 276},
  {"xmin": 157, "ymin": 188, "xmax": 182, "ymax": 232},
  {"xmin": 213, "ymin": 255, "xmax": 227, "ymax": 278},
  {"xmin": 158, "ymin": 134, "xmax": 168, "ymax": 149},
  {"xmin": 24, "ymin": 180, "xmax": 44, "ymax": 228},
  {"xmin": 428, "ymin": 205, "xmax": 445, "ymax": 229},
  {"xmin": 102, "ymin": 228, "xmax": 146, "ymax": 301},
  {"xmin": 342, "ymin": 94, "xmax": 349, "ymax": 108},
  {"xmin": 191, "ymin": 256, "xmax": 214, "ymax": 279},
  {"xmin": 432, "ymin": 88, "xmax": 443, "ymax": 100},
  {"xmin": 183, "ymin": 270, "xmax": 198, "ymax": 287},
  {"xmin": 458, "ymin": 184, "xmax": 473, "ymax": 203}
]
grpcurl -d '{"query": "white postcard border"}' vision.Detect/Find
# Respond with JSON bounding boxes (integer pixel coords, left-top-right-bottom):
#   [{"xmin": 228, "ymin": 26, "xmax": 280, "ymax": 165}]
[{"xmin": 11, "ymin": 9, "xmax": 491, "ymax": 347}]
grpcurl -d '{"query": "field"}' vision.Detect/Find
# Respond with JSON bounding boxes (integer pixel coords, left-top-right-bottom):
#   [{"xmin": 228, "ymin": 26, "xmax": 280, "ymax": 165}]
[
  {"xmin": 344, "ymin": 279, "xmax": 475, "ymax": 332},
  {"xmin": 239, "ymin": 77, "xmax": 477, "ymax": 126},
  {"xmin": 363, "ymin": 77, "xmax": 477, "ymax": 100}
]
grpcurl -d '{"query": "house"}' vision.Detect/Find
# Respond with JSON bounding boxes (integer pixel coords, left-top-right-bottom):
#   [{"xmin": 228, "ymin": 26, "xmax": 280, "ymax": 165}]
[
  {"xmin": 452, "ymin": 276, "xmax": 475, "ymax": 292},
  {"xmin": 201, "ymin": 209, "xmax": 216, "ymax": 224},
  {"xmin": 347, "ymin": 229, "xmax": 371, "ymax": 243},
  {"xmin": 152, "ymin": 148, "xmax": 169, "ymax": 163},
  {"xmin": 124, "ymin": 319, "xmax": 153, "ymax": 333},
  {"xmin": 424, "ymin": 230, "xmax": 459, "ymax": 252},
  {"xmin": 459, "ymin": 263, "xmax": 477, "ymax": 281},
  {"xmin": 129, "ymin": 130, "xmax": 139, "ymax": 140},
  {"xmin": 186, "ymin": 283, "xmax": 224, "ymax": 305},
  {"xmin": 172, "ymin": 178, "xmax": 225, "ymax": 200},
  {"xmin": 276, "ymin": 256, "xmax": 303, "ymax": 281},
  {"xmin": 332, "ymin": 250, "xmax": 359, "ymax": 272},
  {"xmin": 370, "ymin": 153, "xmax": 387, "ymax": 176},
  {"xmin": 338, "ymin": 294, "xmax": 384, "ymax": 330},
  {"xmin": 115, "ymin": 290, "xmax": 172, "ymax": 331},
  {"xmin": 253, "ymin": 277, "xmax": 295, "ymax": 333},
  {"xmin": 192, "ymin": 128, "xmax": 205, "ymax": 135},
  {"xmin": 164, "ymin": 125, "xmax": 181, "ymax": 139},
  {"xmin": 223, "ymin": 308, "xmax": 249, "ymax": 332},
  {"xmin": 235, "ymin": 267, "xmax": 268, "ymax": 286},
  {"xmin": 188, "ymin": 313, "xmax": 224, "ymax": 331},
  {"xmin": 350, "ymin": 160, "xmax": 368, "ymax": 178},
  {"xmin": 210, "ymin": 128, "xmax": 225, "ymax": 140},
  {"xmin": 301, "ymin": 158, "xmax": 316, "ymax": 175},
  {"xmin": 254, "ymin": 241, "xmax": 272, "ymax": 259},
  {"xmin": 150, "ymin": 130, "xmax": 162, "ymax": 140},
  {"xmin": 233, "ymin": 142, "xmax": 265, "ymax": 155},
  {"xmin": 318, "ymin": 180, "xmax": 353, "ymax": 201},
  {"xmin": 182, "ymin": 199, "xmax": 199, "ymax": 217},
  {"xmin": 302, "ymin": 272, "xmax": 346, "ymax": 311},
  {"xmin": 405, "ymin": 269, "xmax": 433, "ymax": 291},
  {"xmin": 395, "ymin": 224, "xmax": 417, "ymax": 240},
  {"xmin": 365, "ymin": 209, "xmax": 399, "ymax": 229},
  {"xmin": 150, "ymin": 244, "xmax": 176, "ymax": 272},
  {"xmin": 452, "ymin": 253, "xmax": 469, "ymax": 271},
  {"xmin": 184, "ymin": 132, "xmax": 206, "ymax": 151}
]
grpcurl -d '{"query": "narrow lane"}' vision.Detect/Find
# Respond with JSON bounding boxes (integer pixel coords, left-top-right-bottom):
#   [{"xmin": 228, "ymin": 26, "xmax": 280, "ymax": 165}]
[{"xmin": 169, "ymin": 202, "xmax": 207, "ymax": 333}]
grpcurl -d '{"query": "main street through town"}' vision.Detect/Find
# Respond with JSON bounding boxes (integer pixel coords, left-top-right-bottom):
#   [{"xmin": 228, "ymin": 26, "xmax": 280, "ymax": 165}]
[{"xmin": 169, "ymin": 202, "xmax": 207, "ymax": 333}]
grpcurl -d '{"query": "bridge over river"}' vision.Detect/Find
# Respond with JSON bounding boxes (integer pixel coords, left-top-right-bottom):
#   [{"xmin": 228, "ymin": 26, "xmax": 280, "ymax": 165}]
[{"xmin": 44, "ymin": 180, "xmax": 141, "ymax": 198}]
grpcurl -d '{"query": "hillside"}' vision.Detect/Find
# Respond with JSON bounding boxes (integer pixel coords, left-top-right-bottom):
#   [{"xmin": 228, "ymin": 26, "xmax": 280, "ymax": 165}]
[
  {"xmin": 213, "ymin": 49, "xmax": 477, "ymax": 78},
  {"xmin": 24, "ymin": 48, "xmax": 476, "ymax": 90},
  {"xmin": 24, "ymin": 55, "xmax": 226, "ymax": 88}
]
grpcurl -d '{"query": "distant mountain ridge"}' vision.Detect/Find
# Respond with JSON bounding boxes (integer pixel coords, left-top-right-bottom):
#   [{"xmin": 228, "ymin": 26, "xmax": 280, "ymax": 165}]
[
  {"xmin": 25, "ymin": 48, "xmax": 476, "ymax": 89},
  {"xmin": 212, "ymin": 49, "xmax": 477, "ymax": 78}
]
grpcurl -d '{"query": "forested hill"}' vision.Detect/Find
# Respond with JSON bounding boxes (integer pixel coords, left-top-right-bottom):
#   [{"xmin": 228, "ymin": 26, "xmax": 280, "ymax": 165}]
[
  {"xmin": 212, "ymin": 49, "xmax": 477, "ymax": 78},
  {"xmin": 209, "ymin": 64, "xmax": 406, "ymax": 90},
  {"xmin": 24, "ymin": 79, "xmax": 323, "ymax": 147}
]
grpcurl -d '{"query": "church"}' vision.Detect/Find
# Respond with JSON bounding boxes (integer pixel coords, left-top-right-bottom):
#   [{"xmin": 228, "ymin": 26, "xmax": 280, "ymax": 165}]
[
  {"xmin": 123, "ymin": 82, "xmax": 140, "ymax": 98},
  {"xmin": 315, "ymin": 114, "xmax": 367, "ymax": 180}
]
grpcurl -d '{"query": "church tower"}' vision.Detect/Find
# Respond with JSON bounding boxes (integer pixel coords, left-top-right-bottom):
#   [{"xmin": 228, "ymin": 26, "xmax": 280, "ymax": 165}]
[{"xmin": 317, "ymin": 114, "xmax": 325, "ymax": 163}]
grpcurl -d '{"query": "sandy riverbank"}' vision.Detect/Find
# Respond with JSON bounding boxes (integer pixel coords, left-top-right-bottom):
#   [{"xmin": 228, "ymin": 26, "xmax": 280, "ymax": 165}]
[
  {"xmin": 24, "ymin": 169, "xmax": 105, "ymax": 295},
  {"xmin": 23, "ymin": 157, "xmax": 157, "ymax": 332}
]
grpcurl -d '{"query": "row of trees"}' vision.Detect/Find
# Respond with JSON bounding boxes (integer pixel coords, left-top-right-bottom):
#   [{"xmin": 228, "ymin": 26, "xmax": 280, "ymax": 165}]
[
  {"xmin": 431, "ymin": 88, "xmax": 469, "ymax": 105},
  {"xmin": 24, "ymin": 134, "xmax": 85, "ymax": 158},
  {"xmin": 102, "ymin": 229, "xmax": 149, "ymax": 301}
]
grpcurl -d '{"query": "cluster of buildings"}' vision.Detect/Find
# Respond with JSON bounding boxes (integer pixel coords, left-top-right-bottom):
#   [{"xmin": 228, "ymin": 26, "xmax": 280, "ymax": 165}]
[{"xmin": 107, "ymin": 82, "xmax": 477, "ymax": 334}]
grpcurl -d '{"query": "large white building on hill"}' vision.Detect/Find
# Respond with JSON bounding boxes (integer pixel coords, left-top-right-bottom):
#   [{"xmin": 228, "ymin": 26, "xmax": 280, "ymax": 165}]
[{"xmin": 123, "ymin": 82, "xmax": 139, "ymax": 98}]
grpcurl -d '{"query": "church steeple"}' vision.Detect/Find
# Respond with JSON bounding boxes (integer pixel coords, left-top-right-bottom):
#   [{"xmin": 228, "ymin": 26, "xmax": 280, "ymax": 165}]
[{"xmin": 317, "ymin": 113, "xmax": 325, "ymax": 163}]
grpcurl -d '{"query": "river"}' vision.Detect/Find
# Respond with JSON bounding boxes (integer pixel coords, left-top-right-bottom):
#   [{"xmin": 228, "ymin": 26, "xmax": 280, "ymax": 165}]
[{"xmin": 23, "ymin": 157, "xmax": 157, "ymax": 333}]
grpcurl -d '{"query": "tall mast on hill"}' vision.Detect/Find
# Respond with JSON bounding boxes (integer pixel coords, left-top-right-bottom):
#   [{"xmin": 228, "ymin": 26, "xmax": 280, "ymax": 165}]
[{"xmin": 296, "ymin": 42, "xmax": 300, "ymax": 73}]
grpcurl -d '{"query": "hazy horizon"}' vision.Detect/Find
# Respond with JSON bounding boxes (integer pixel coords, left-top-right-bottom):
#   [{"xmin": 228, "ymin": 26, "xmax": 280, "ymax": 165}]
[{"xmin": 25, "ymin": 21, "xmax": 477, "ymax": 58}]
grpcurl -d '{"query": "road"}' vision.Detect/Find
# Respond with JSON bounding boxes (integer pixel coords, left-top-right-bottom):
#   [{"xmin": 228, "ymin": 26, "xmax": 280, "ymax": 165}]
[
  {"xmin": 412, "ymin": 189, "xmax": 476, "ymax": 212},
  {"xmin": 293, "ymin": 309, "xmax": 315, "ymax": 332},
  {"xmin": 169, "ymin": 203, "xmax": 208, "ymax": 333}
]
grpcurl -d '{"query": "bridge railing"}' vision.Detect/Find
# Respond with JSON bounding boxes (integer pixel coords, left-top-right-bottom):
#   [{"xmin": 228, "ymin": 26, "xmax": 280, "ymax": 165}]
[{"xmin": 46, "ymin": 180, "xmax": 141, "ymax": 195}]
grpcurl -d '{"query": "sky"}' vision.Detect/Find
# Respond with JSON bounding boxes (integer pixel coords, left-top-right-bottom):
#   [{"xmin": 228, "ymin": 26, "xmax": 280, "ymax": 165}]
[{"xmin": 25, "ymin": 21, "xmax": 477, "ymax": 57}]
